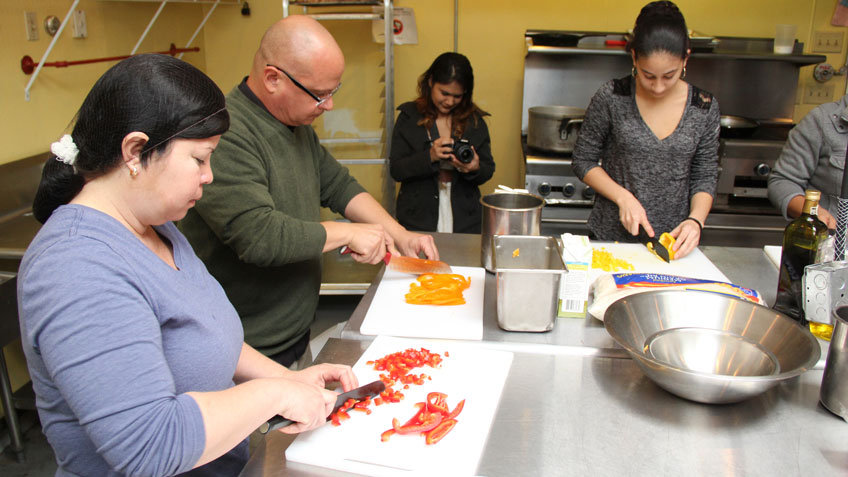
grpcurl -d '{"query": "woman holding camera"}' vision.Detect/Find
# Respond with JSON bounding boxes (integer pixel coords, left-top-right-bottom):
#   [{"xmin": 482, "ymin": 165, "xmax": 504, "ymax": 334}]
[{"xmin": 389, "ymin": 52, "xmax": 495, "ymax": 233}]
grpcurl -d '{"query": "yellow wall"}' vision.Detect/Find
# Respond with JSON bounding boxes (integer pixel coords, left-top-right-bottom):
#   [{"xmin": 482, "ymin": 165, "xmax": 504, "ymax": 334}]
[{"xmin": 1, "ymin": 0, "xmax": 211, "ymax": 165}]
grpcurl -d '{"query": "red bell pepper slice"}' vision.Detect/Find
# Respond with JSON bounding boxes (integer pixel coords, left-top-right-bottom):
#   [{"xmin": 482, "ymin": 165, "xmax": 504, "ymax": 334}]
[
  {"xmin": 392, "ymin": 412, "xmax": 442, "ymax": 435},
  {"xmin": 424, "ymin": 418, "xmax": 457, "ymax": 445},
  {"xmin": 381, "ymin": 429, "xmax": 395, "ymax": 442},
  {"xmin": 445, "ymin": 399, "xmax": 465, "ymax": 419},
  {"xmin": 426, "ymin": 392, "xmax": 449, "ymax": 414}
]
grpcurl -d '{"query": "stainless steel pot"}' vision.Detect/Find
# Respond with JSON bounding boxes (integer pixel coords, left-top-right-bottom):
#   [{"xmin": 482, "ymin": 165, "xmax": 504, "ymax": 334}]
[
  {"xmin": 821, "ymin": 306, "xmax": 848, "ymax": 421},
  {"xmin": 527, "ymin": 106, "xmax": 585, "ymax": 153},
  {"xmin": 480, "ymin": 192, "xmax": 545, "ymax": 272}
]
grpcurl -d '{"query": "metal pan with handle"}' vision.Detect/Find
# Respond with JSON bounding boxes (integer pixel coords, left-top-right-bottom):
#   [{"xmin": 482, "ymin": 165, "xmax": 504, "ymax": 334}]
[{"xmin": 719, "ymin": 115, "xmax": 758, "ymax": 139}]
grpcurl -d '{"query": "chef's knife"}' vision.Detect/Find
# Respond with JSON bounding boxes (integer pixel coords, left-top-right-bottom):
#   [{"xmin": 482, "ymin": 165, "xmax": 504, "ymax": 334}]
[
  {"xmin": 340, "ymin": 247, "xmax": 452, "ymax": 275},
  {"xmin": 637, "ymin": 225, "xmax": 671, "ymax": 263},
  {"xmin": 259, "ymin": 380, "xmax": 386, "ymax": 434}
]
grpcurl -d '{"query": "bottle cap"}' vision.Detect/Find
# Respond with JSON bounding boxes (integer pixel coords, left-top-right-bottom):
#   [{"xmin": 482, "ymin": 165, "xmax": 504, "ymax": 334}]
[{"xmin": 805, "ymin": 189, "xmax": 822, "ymax": 201}]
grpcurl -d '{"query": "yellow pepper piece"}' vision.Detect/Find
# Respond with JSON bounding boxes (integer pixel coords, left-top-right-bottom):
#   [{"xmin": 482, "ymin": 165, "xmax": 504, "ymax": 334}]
[
  {"xmin": 658, "ymin": 233, "xmax": 676, "ymax": 260},
  {"xmin": 592, "ymin": 248, "xmax": 635, "ymax": 272}
]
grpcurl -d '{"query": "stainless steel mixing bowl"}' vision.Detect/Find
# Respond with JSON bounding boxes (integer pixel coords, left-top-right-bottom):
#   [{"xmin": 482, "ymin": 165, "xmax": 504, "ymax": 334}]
[{"xmin": 604, "ymin": 290, "xmax": 821, "ymax": 404}]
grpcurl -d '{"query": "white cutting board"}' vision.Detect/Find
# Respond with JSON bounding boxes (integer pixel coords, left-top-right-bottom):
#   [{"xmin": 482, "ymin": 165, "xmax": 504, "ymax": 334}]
[
  {"xmin": 285, "ymin": 336, "xmax": 514, "ymax": 476},
  {"xmin": 589, "ymin": 242, "xmax": 729, "ymax": 284},
  {"xmin": 360, "ymin": 266, "xmax": 486, "ymax": 341},
  {"xmin": 764, "ymin": 245, "xmax": 781, "ymax": 269}
]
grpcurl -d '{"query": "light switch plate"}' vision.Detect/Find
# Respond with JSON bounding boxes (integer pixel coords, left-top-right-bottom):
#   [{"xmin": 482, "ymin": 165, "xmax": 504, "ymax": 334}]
[
  {"xmin": 813, "ymin": 31, "xmax": 843, "ymax": 53},
  {"xmin": 72, "ymin": 10, "xmax": 87, "ymax": 38},
  {"xmin": 804, "ymin": 83, "xmax": 835, "ymax": 104},
  {"xmin": 24, "ymin": 11, "xmax": 38, "ymax": 41}
]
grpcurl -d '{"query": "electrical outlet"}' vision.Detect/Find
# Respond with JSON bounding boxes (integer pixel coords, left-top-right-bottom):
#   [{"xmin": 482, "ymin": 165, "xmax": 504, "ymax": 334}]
[
  {"xmin": 805, "ymin": 83, "xmax": 835, "ymax": 104},
  {"xmin": 72, "ymin": 10, "xmax": 87, "ymax": 38},
  {"xmin": 24, "ymin": 11, "xmax": 38, "ymax": 41},
  {"xmin": 813, "ymin": 31, "xmax": 843, "ymax": 53}
]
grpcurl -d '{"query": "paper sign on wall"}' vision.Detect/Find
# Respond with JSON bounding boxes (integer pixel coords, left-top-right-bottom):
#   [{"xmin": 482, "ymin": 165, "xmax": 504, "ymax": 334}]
[{"xmin": 372, "ymin": 7, "xmax": 418, "ymax": 45}]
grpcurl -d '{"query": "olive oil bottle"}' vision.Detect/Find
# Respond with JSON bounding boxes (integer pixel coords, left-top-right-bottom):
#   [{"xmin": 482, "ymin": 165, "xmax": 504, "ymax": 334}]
[{"xmin": 774, "ymin": 190, "xmax": 829, "ymax": 324}]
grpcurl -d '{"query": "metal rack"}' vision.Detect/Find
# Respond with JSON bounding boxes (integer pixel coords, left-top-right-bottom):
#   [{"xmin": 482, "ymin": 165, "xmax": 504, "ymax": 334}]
[{"xmin": 283, "ymin": 0, "xmax": 396, "ymax": 213}]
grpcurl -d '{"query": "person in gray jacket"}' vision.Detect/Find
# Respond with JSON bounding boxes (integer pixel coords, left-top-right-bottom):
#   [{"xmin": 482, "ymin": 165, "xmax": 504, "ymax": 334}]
[{"xmin": 767, "ymin": 94, "xmax": 848, "ymax": 229}]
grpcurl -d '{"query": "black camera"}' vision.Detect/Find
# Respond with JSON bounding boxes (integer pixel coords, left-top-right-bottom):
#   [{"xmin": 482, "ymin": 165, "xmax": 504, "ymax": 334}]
[{"xmin": 451, "ymin": 139, "xmax": 474, "ymax": 163}]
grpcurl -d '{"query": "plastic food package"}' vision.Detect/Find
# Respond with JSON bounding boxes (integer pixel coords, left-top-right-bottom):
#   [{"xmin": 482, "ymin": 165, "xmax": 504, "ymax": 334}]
[
  {"xmin": 589, "ymin": 272, "xmax": 766, "ymax": 321},
  {"xmin": 558, "ymin": 234, "xmax": 592, "ymax": 317}
]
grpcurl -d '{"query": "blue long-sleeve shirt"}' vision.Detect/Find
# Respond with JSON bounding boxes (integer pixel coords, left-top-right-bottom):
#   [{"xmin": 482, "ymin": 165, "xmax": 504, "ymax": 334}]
[{"xmin": 18, "ymin": 205, "xmax": 247, "ymax": 476}]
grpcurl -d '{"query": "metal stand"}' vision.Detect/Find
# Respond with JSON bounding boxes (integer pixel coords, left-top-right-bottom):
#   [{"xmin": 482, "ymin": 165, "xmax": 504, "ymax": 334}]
[{"xmin": 0, "ymin": 350, "xmax": 24, "ymax": 463}]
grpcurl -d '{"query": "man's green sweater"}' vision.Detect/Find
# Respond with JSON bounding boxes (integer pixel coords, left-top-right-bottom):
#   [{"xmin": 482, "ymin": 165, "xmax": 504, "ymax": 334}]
[{"xmin": 179, "ymin": 83, "xmax": 365, "ymax": 357}]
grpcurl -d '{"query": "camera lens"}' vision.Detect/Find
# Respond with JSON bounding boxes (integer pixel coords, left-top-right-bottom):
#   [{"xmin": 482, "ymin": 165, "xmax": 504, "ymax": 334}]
[{"xmin": 453, "ymin": 139, "xmax": 474, "ymax": 164}]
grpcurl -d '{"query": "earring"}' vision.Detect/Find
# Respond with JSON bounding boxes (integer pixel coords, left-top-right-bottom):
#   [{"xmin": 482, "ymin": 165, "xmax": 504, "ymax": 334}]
[
  {"xmin": 631, "ymin": 67, "xmax": 637, "ymax": 77},
  {"xmin": 130, "ymin": 165, "xmax": 138, "ymax": 177},
  {"xmin": 681, "ymin": 67, "xmax": 687, "ymax": 79}
]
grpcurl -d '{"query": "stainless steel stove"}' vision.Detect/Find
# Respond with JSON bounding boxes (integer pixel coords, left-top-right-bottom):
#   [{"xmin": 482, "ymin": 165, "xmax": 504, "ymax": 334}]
[{"xmin": 522, "ymin": 138, "xmax": 593, "ymax": 235}]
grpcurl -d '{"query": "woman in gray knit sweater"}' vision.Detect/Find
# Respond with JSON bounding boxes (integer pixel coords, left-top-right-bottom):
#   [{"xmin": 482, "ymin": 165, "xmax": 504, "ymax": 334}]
[{"xmin": 573, "ymin": 1, "xmax": 719, "ymax": 259}]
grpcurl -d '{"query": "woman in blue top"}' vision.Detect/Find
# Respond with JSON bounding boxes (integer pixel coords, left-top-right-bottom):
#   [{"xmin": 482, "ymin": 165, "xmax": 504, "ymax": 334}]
[
  {"xmin": 19, "ymin": 54, "xmax": 357, "ymax": 476},
  {"xmin": 572, "ymin": 1, "xmax": 720, "ymax": 258}
]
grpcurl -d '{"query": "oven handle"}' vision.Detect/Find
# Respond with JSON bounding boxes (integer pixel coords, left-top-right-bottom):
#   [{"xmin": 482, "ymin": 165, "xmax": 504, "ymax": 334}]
[
  {"xmin": 704, "ymin": 224, "xmax": 785, "ymax": 232},
  {"xmin": 542, "ymin": 218, "xmax": 589, "ymax": 224},
  {"xmin": 542, "ymin": 218, "xmax": 785, "ymax": 233}
]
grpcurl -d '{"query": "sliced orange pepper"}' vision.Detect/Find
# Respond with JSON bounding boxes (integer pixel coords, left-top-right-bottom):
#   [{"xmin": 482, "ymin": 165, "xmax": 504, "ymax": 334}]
[{"xmin": 405, "ymin": 273, "xmax": 471, "ymax": 306}]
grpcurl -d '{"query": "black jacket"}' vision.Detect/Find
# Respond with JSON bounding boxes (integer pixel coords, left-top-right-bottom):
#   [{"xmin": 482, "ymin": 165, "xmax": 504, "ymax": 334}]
[{"xmin": 389, "ymin": 102, "xmax": 495, "ymax": 233}]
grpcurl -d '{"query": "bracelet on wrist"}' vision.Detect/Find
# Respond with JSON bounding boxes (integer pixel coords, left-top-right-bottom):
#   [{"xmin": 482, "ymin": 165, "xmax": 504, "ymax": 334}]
[{"xmin": 684, "ymin": 216, "xmax": 704, "ymax": 231}]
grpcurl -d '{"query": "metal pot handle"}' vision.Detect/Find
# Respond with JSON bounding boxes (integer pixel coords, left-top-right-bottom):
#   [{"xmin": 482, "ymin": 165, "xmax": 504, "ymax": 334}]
[{"xmin": 559, "ymin": 118, "xmax": 584, "ymax": 140}]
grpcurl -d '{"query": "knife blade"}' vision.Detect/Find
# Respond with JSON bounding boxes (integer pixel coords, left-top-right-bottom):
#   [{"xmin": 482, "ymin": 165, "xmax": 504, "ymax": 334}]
[
  {"xmin": 340, "ymin": 247, "xmax": 452, "ymax": 275},
  {"xmin": 637, "ymin": 225, "xmax": 671, "ymax": 263},
  {"xmin": 386, "ymin": 255, "xmax": 452, "ymax": 275},
  {"xmin": 259, "ymin": 380, "xmax": 386, "ymax": 434}
]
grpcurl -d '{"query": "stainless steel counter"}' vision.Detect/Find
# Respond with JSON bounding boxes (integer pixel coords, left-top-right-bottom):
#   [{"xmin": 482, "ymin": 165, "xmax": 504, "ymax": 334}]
[
  {"xmin": 241, "ymin": 338, "xmax": 848, "ymax": 476},
  {"xmin": 340, "ymin": 234, "xmax": 787, "ymax": 358},
  {"xmin": 240, "ymin": 234, "xmax": 845, "ymax": 476}
]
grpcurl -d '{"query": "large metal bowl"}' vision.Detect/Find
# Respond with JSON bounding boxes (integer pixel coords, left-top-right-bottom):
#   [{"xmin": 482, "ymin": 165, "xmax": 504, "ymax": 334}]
[{"xmin": 604, "ymin": 290, "xmax": 821, "ymax": 404}]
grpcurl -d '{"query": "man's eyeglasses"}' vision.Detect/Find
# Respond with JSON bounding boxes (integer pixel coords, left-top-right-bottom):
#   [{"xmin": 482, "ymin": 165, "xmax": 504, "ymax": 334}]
[{"xmin": 266, "ymin": 64, "xmax": 341, "ymax": 107}]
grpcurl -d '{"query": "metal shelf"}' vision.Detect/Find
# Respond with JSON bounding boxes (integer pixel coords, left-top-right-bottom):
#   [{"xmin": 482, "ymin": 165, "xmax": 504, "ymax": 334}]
[{"xmin": 283, "ymin": 0, "xmax": 396, "ymax": 213}]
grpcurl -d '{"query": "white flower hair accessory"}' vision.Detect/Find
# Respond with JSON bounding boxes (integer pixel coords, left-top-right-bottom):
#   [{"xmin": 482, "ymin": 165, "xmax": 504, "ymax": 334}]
[{"xmin": 51, "ymin": 134, "xmax": 79, "ymax": 167}]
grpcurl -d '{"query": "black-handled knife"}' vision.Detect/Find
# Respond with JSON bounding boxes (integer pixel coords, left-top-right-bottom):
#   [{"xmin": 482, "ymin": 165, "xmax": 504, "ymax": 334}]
[
  {"xmin": 637, "ymin": 225, "xmax": 670, "ymax": 263},
  {"xmin": 259, "ymin": 380, "xmax": 386, "ymax": 434}
]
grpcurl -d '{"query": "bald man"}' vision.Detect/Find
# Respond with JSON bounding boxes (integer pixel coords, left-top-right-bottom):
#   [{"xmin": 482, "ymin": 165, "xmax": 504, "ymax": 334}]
[{"xmin": 179, "ymin": 16, "xmax": 439, "ymax": 367}]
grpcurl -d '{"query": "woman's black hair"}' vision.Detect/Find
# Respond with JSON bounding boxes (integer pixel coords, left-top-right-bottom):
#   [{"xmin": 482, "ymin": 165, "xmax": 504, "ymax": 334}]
[
  {"xmin": 627, "ymin": 1, "xmax": 689, "ymax": 59},
  {"xmin": 414, "ymin": 52, "xmax": 488, "ymax": 138},
  {"xmin": 33, "ymin": 54, "xmax": 229, "ymax": 224}
]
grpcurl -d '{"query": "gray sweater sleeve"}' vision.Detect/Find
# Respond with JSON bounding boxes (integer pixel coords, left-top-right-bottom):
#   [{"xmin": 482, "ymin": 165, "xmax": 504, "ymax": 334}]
[
  {"xmin": 768, "ymin": 107, "xmax": 828, "ymax": 219},
  {"xmin": 688, "ymin": 97, "xmax": 721, "ymax": 198},
  {"xmin": 572, "ymin": 82, "xmax": 612, "ymax": 180}
]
